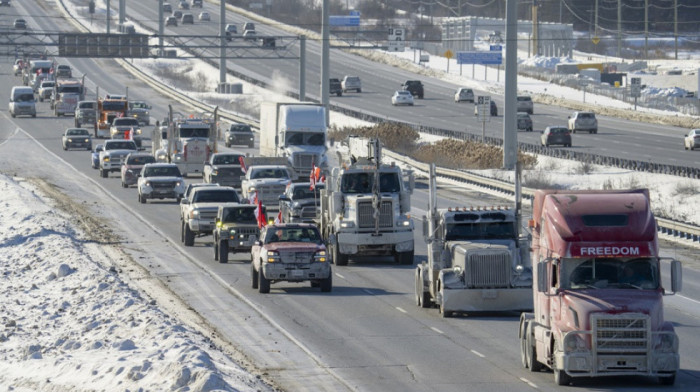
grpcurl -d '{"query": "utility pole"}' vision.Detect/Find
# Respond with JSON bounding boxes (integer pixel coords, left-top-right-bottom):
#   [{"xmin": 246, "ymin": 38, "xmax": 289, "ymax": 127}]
[
  {"xmin": 674, "ymin": 0, "xmax": 678, "ymax": 60},
  {"xmin": 531, "ymin": 1, "xmax": 539, "ymax": 57},
  {"xmin": 321, "ymin": 0, "xmax": 330, "ymax": 124},
  {"xmin": 617, "ymin": 0, "xmax": 621, "ymax": 58},
  {"xmin": 119, "ymin": 0, "xmax": 125, "ymax": 26},
  {"xmin": 644, "ymin": 0, "xmax": 648, "ymax": 59},
  {"xmin": 299, "ymin": 36, "xmax": 306, "ymax": 101},
  {"xmin": 503, "ymin": 0, "xmax": 518, "ymax": 170},
  {"xmin": 106, "ymin": 0, "xmax": 110, "ymax": 34},
  {"xmin": 158, "ymin": 0, "xmax": 164, "ymax": 55},
  {"xmin": 219, "ymin": 0, "xmax": 226, "ymax": 84}
]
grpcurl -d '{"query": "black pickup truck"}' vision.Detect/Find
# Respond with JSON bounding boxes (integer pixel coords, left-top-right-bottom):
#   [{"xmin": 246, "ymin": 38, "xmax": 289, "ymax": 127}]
[
  {"xmin": 402, "ymin": 80, "xmax": 424, "ymax": 99},
  {"xmin": 329, "ymin": 78, "xmax": 343, "ymax": 97}
]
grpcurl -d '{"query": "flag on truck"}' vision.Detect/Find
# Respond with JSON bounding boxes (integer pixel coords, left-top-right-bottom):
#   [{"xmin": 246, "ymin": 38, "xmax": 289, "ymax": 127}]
[
  {"xmin": 309, "ymin": 165, "xmax": 321, "ymax": 190},
  {"xmin": 254, "ymin": 198, "xmax": 266, "ymax": 229},
  {"xmin": 274, "ymin": 210, "xmax": 282, "ymax": 224},
  {"xmin": 239, "ymin": 156, "xmax": 247, "ymax": 173},
  {"xmin": 248, "ymin": 190, "xmax": 258, "ymax": 205}
]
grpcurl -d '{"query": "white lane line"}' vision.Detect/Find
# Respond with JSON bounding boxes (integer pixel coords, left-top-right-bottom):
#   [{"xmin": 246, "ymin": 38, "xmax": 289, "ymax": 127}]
[
  {"xmin": 363, "ymin": 289, "xmax": 374, "ymax": 295},
  {"xmin": 470, "ymin": 349, "xmax": 485, "ymax": 358},
  {"xmin": 677, "ymin": 294, "xmax": 700, "ymax": 305},
  {"xmin": 519, "ymin": 377, "xmax": 539, "ymax": 389},
  {"xmin": 334, "ymin": 272, "xmax": 345, "ymax": 279},
  {"xmin": 430, "ymin": 327, "xmax": 444, "ymax": 334},
  {"xmin": 396, "ymin": 307, "xmax": 407, "ymax": 314}
]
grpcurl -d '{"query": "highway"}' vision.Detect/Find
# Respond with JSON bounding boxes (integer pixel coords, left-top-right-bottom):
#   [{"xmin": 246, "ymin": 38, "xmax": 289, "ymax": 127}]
[{"xmin": 2, "ymin": 1, "xmax": 700, "ymax": 391}]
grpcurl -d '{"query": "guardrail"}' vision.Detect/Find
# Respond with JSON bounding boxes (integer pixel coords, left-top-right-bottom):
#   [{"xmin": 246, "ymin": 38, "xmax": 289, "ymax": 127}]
[{"xmin": 58, "ymin": 1, "xmax": 700, "ymax": 245}]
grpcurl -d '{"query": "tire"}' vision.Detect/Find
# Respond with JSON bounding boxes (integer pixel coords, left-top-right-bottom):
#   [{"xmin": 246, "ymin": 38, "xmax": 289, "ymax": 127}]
[
  {"xmin": 439, "ymin": 302, "xmax": 453, "ymax": 318},
  {"xmin": 251, "ymin": 263, "xmax": 258, "ymax": 289},
  {"xmin": 332, "ymin": 243, "xmax": 348, "ymax": 266},
  {"xmin": 553, "ymin": 365, "xmax": 571, "ymax": 386},
  {"xmin": 180, "ymin": 221, "xmax": 185, "ymax": 243},
  {"xmin": 183, "ymin": 223, "xmax": 194, "ymax": 246},
  {"xmin": 572, "ymin": 129, "xmax": 577, "ymax": 134},
  {"xmin": 225, "ymin": 142, "xmax": 230, "ymax": 148},
  {"xmin": 659, "ymin": 373, "xmax": 676, "ymax": 386},
  {"xmin": 139, "ymin": 193, "xmax": 146, "ymax": 204},
  {"xmin": 258, "ymin": 270, "xmax": 270, "ymax": 293},
  {"xmin": 319, "ymin": 273, "xmax": 332, "ymax": 292},
  {"xmin": 214, "ymin": 237, "xmax": 219, "ymax": 261},
  {"xmin": 62, "ymin": 145, "xmax": 67, "ymax": 151},
  {"xmin": 415, "ymin": 268, "xmax": 431, "ymax": 308},
  {"xmin": 100, "ymin": 168, "xmax": 107, "ymax": 178},
  {"xmin": 357, "ymin": 89, "xmax": 362, "ymax": 93},
  {"xmin": 219, "ymin": 241, "xmax": 228, "ymax": 264},
  {"xmin": 520, "ymin": 327, "xmax": 529, "ymax": 368},
  {"xmin": 121, "ymin": 181, "xmax": 127, "ymax": 188},
  {"xmin": 527, "ymin": 331, "xmax": 544, "ymax": 372}
]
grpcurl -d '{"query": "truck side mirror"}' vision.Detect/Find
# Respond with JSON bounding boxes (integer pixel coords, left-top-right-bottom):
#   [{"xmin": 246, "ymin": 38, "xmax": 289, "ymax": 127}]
[
  {"xmin": 537, "ymin": 262, "xmax": 548, "ymax": 293},
  {"xmin": 670, "ymin": 259, "xmax": 682, "ymax": 293},
  {"xmin": 422, "ymin": 217, "xmax": 428, "ymax": 238},
  {"xmin": 279, "ymin": 195, "xmax": 290, "ymax": 202},
  {"xmin": 181, "ymin": 198, "xmax": 190, "ymax": 205}
]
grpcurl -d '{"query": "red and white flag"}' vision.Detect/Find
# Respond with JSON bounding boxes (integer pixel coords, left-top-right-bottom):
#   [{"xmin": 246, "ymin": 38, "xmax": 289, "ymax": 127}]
[
  {"xmin": 274, "ymin": 210, "xmax": 282, "ymax": 224},
  {"xmin": 36, "ymin": 68, "xmax": 42, "ymax": 75},
  {"xmin": 248, "ymin": 190, "xmax": 258, "ymax": 205},
  {"xmin": 125, "ymin": 128, "xmax": 133, "ymax": 140},
  {"xmin": 309, "ymin": 165, "xmax": 321, "ymax": 190},
  {"xmin": 255, "ymin": 199, "xmax": 267, "ymax": 229},
  {"xmin": 238, "ymin": 156, "xmax": 247, "ymax": 173}
]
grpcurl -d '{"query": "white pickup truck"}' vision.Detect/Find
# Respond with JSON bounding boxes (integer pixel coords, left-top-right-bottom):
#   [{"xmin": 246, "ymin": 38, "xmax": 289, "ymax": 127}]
[{"xmin": 98, "ymin": 139, "xmax": 138, "ymax": 178}]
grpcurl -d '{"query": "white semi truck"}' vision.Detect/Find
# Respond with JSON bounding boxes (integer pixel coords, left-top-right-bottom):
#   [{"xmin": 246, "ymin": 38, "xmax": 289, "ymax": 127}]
[
  {"xmin": 319, "ymin": 137, "xmax": 414, "ymax": 266},
  {"xmin": 259, "ymin": 101, "xmax": 328, "ymax": 179},
  {"xmin": 414, "ymin": 163, "xmax": 533, "ymax": 317},
  {"xmin": 155, "ymin": 106, "xmax": 218, "ymax": 177}
]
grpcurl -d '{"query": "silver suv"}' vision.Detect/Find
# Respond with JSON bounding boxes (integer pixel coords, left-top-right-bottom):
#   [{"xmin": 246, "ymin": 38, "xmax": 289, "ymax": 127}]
[
  {"xmin": 516, "ymin": 96, "xmax": 533, "ymax": 114},
  {"xmin": 75, "ymin": 100, "xmax": 96, "ymax": 128},
  {"xmin": 454, "ymin": 87, "xmax": 474, "ymax": 103},
  {"xmin": 568, "ymin": 111, "xmax": 598, "ymax": 134},
  {"xmin": 341, "ymin": 76, "xmax": 362, "ymax": 93}
]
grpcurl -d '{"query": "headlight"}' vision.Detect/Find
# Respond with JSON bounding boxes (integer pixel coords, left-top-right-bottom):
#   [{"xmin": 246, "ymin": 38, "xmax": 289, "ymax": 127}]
[
  {"xmin": 136, "ymin": 128, "xmax": 142, "ymax": 135},
  {"xmin": 67, "ymin": 138, "xmax": 73, "ymax": 142},
  {"xmin": 189, "ymin": 210, "xmax": 200, "ymax": 219},
  {"xmin": 175, "ymin": 181, "xmax": 182, "ymax": 187},
  {"xmin": 314, "ymin": 250, "xmax": 327, "ymax": 262},
  {"xmin": 157, "ymin": 154, "xmax": 167, "ymax": 160},
  {"xmin": 247, "ymin": 186, "xmax": 256, "ymax": 193},
  {"xmin": 103, "ymin": 156, "xmax": 109, "ymax": 162},
  {"xmin": 266, "ymin": 250, "xmax": 280, "ymax": 263},
  {"xmin": 229, "ymin": 228, "xmax": 236, "ymax": 235},
  {"xmin": 657, "ymin": 334, "xmax": 677, "ymax": 353},
  {"xmin": 564, "ymin": 334, "xmax": 587, "ymax": 353},
  {"xmin": 340, "ymin": 221, "xmax": 354, "ymax": 228},
  {"xmin": 84, "ymin": 139, "xmax": 89, "ymax": 143},
  {"xmin": 396, "ymin": 215, "xmax": 412, "ymax": 227}
]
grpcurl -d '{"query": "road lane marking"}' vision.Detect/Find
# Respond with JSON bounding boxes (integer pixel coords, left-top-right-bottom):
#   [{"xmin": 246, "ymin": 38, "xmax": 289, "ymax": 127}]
[
  {"xmin": 471, "ymin": 349, "xmax": 485, "ymax": 358},
  {"xmin": 396, "ymin": 307, "xmax": 407, "ymax": 314},
  {"xmin": 678, "ymin": 294, "xmax": 700, "ymax": 305},
  {"xmin": 519, "ymin": 377, "xmax": 538, "ymax": 389},
  {"xmin": 430, "ymin": 327, "xmax": 444, "ymax": 334},
  {"xmin": 334, "ymin": 272, "xmax": 345, "ymax": 280},
  {"xmin": 363, "ymin": 289, "xmax": 374, "ymax": 295}
]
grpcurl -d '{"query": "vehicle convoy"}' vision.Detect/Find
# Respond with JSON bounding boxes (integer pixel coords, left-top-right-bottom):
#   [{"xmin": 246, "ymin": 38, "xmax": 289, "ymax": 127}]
[
  {"xmin": 50, "ymin": 77, "xmax": 85, "ymax": 117},
  {"xmin": 213, "ymin": 203, "xmax": 260, "ymax": 264},
  {"xmin": 203, "ymin": 152, "xmax": 245, "ymax": 188},
  {"xmin": 154, "ymin": 106, "xmax": 219, "ymax": 177},
  {"xmin": 23, "ymin": 59, "xmax": 52, "ymax": 88},
  {"xmin": 224, "ymin": 123, "xmax": 254, "ymax": 148},
  {"xmin": 415, "ymin": 164, "xmax": 532, "ymax": 317},
  {"xmin": 137, "ymin": 163, "xmax": 185, "ymax": 204},
  {"xmin": 180, "ymin": 186, "xmax": 241, "ymax": 246},
  {"xmin": 121, "ymin": 152, "xmax": 156, "ymax": 188},
  {"xmin": 37, "ymin": 80, "xmax": 55, "ymax": 101},
  {"xmin": 110, "ymin": 117, "xmax": 143, "ymax": 147},
  {"xmin": 98, "ymin": 139, "xmax": 138, "ymax": 178},
  {"xmin": 319, "ymin": 137, "xmax": 415, "ymax": 266},
  {"xmin": 259, "ymin": 101, "xmax": 328, "ymax": 179},
  {"xmin": 75, "ymin": 100, "xmax": 97, "ymax": 127},
  {"xmin": 251, "ymin": 223, "xmax": 332, "ymax": 293},
  {"xmin": 96, "ymin": 96, "xmax": 128, "ymax": 138},
  {"xmin": 240, "ymin": 157, "xmax": 293, "ymax": 212},
  {"xmin": 278, "ymin": 182, "xmax": 324, "ymax": 224},
  {"xmin": 519, "ymin": 189, "xmax": 682, "ymax": 386}
]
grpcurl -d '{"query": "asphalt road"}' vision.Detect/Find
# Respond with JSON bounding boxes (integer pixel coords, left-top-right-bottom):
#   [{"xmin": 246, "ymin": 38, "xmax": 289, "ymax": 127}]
[{"xmin": 2, "ymin": 1, "xmax": 700, "ymax": 391}]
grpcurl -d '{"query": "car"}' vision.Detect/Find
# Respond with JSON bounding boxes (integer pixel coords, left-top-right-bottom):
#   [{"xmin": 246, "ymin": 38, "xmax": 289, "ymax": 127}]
[
  {"xmin": 250, "ymin": 224, "xmax": 331, "ymax": 293},
  {"xmin": 224, "ymin": 24, "xmax": 237, "ymax": 40},
  {"xmin": 213, "ymin": 203, "xmax": 260, "ymax": 263},
  {"xmin": 55, "ymin": 64, "xmax": 72, "ymax": 78},
  {"xmin": 474, "ymin": 100, "xmax": 498, "ymax": 116},
  {"xmin": 243, "ymin": 22, "xmax": 255, "ymax": 32},
  {"xmin": 192, "ymin": 0, "xmax": 203, "ymax": 7},
  {"xmin": 137, "ymin": 163, "xmax": 185, "ymax": 203},
  {"xmin": 516, "ymin": 95, "xmax": 534, "ymax": 114},
  {"xmin": 172, "ymin": 10, "xmax": 183, "ymax": 19},
  {"xmin": 181, "ymin": 13, "xmax": 194, "ymax": 24},
  {"xmin": 62, "ymin": 128, "xmax": 92, "ymax": 151},
  {"xmin": 165, "ymin": 16, "xmax": 178, "ymax": 26},
  {"xmin": 224, "ymin": 123, "xmax": 255, "ymax": 148},
  {"xmin": 454, "ymin": 87, "xmax": 474, "ymax": 103},
  {"xmin": 13, "ymin": 59, "xmax": 24, "ymax": 76},
  {"xmin": 198, "ymin": 11, "xmax": 210, "ymax": 21},
  {"xmin": 91, "ymin": 144, "xmax": 104, "ymax": 169},
  {"xmin": 391, "ymin": 90, "xmax": 414, "ymax": 106},
  {"xmin": 568, "ymin": 111, "xmax": 598, "ymax": 134},
  {"xmin": 243, "ymin": 30, "xmax": 257, "ymax": 41},
  {"xmin": 341, "ymin": 76, "xmax": 362, "ymax": 93},
  {"xmin": 329, "ymin": 78, "xmax": 342, "ymax": 97},
  {"xmin": 121, "ymin": 152, "xmax": 156, "ymax": 188},
  {"xmin": 684, "ymin": 129, "xmax": 700, "ymax": 151},
  {"xmin": 402, "ymin": 80, "xmax": 424, "ymax": 99},
  {"xmin": 37, "ymin": 80, "xmax": 55, "ymax": 102},
  {"xmin": 75, "ymin": 100, "xmax": 97, "ymax": 128},
  {"xmin": 178, "ymin": 0, "xmax": 189, "ymax": 9},
  {"xmin": 517, "ymin": 112, "xmax": 533, "ymax": 132},
  {"xmin": 163, "ymin": 2, "xmax": 172, "ymax": 13},
  {"xmin": 127, "ymin": 100, "xmax": 151, "ymax": 125},
  {"xmin": 13, "ymin": 18, "xmax": 26, "ymax": 29},
  {"xmin": 203, "ymin": 152, "xmax": 246, "ymax": 188},
  {"xmin": 0, "ymin": 0, "xmax": 11, "ymax": 6},
  {"xmin": 541, "ymin": 126, "xmax": 572, "ymax": 147},
  {"xmin": 278, "ymin": 182, "xmax": 325, "ymax": 224}
]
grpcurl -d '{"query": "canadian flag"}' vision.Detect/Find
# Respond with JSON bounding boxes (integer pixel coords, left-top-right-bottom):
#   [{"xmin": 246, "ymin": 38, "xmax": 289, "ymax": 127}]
[
  {"xmin": 309, "ymin": 165, "xmax": 321, "ymax": 190},
  {"xmin": 255, "ymin": 199, "xmax": 267, "ymax": 229},
  {"xmin": 238, "ymin": 156, "xmax": 247, "ymax": 173},
  {"xmin": 36, "ymin": 68, "xmax": 42, "ymax": 75},
  {"xmin": 124, "ymin": 128, "xmax": 132, "ymax": 141},
  {"xmin": 248, "ymin": 190, "xmax": 258, "ymax": 205},
  {"xmin": 49, "ymin": 67, "xmax": 54, "ymax": 75},
  {"xmin": 117, "ymin": 112, "xmax": 124, "ymax": 118},
  {"xmin": 274, "ymin": 210, "xmax": 282, "ymax": 224}
]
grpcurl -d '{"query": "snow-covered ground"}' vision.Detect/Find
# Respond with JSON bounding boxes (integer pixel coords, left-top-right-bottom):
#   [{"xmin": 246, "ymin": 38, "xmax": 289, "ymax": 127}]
[{"xmin": 1, "ymin": 1, "xmax": 698, "ymax": 390}]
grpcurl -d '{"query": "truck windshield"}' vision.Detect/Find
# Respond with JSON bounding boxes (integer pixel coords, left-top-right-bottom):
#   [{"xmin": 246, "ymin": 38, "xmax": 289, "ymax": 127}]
[
  {"xmin": 250, "ymin": 168, "xmax": 289, "ymax": 179},
  {"xmin": 144, "ymin": 166, "xmax": 181, "ymax": 177},
  {"xmin": 265, "ymin": 227, "xmax": 322, "ymax": 244},
  {"xmin": 212, "ymin": 154, "xmax": 244, "ymax": 165},
  {"xmin": 445, "ymin": 222, "xmax": 516, "ymax": 241},
  {"xmin": 59, "ymin": 86, "xmax": 81, "ymax": 94},
  {"xmin": 105, "ymin": 141, "xmax": 136, "ymax": 150},
  {"xmin": 285, "ymin": 132, "xmax": 325, "ymax": 146},
  {"xmin": 223, "ymin": 208, "xmax": 256, "ymax": 224},
  {"xmin": 340, "ymin": 172, "xmax": 400, "ymax": 194},
  {"xmin": 102, "ymin": 101, "xmax": 126, "ymax": 111},
  {"xmin": 15, "ymin": 94, "xmax": 35, "ymax": 102},
  {"xmin": 193, "ymin": 190, "xmax": 240, "ymax": 203},
  {"xmin": 562, "ymin": 258, "xmax": 659, "ymax": 290},
  {"xmin": 291, "ymin": 185, "xmax": 324, "ymax": 200},
  {"xmin": 179, "ymin": 127, "xmax": 210, "ymax": 138}
]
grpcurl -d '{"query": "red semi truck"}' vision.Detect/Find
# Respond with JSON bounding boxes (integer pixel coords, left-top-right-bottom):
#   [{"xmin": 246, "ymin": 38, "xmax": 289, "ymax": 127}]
[{"xmin": 519, "ymin": 189, "xmax": 682, "ymax": 386}]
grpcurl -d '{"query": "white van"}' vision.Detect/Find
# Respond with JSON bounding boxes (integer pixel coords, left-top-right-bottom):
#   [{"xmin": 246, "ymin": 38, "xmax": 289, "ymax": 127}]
[{"xmin": 9, "ymin": 86, "xmax": 37, "ymax": 118}]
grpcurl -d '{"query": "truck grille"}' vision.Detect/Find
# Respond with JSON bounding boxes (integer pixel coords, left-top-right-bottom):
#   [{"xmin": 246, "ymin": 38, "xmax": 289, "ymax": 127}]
[
  {"xmin": 257, "ymin": 185, "xmax": 287, "ymax": 204},
  {"xmin": 293, "ymin": 153, "xmax": 316, "ymax": 170},
  {"xmin": 301, "ymin": 206, "xmax": 318, "ymax": 219},
  {"xmin": 358, "ymin": 200, "xmax": 393, "ymax": 228},
  {"xmin": 593, "ymin": 314, "xmax": 649, "ymax": 354},
  {"xmin": 199, "ymin": 210, "xmax": 218, "ymax": 222},
  {"xmin": 152, "ymin": 181, "xmax": 176, "ymax": 190},
  {"xmin": 279, "ymin": 251, "xmax": 314, "ymax": 263},
  {"xmin": 465, "ymin": 251, "xmax": 511, "ymax": 288}
]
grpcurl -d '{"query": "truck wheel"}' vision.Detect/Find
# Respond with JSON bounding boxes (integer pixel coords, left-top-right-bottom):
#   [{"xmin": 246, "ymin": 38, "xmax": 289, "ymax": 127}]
[
  {"xmin": 659, "ymin": 373, "xmax": 676, "ymax": 386},
  {"xmin": 183, "ymin": 223, "xmax": 195, "ymax": 246},
  {"xmin": 138, "ymin": 193, "xmax": 146, "ymax": 204},
  {"xmin": 527, "ymin": 331, "xmax": 544, "ymax": 372},
  {"xmin": 121, "ymin": 181, "xmax": 127, "ymax": 188},
  {"xmin": 439, "ymin": 302, "xmax": 453, "ymax": 318},
  {"xmin": 553, "ymin": 361, "xmax": 571, "ymax": 386},
  {"xmin": 219, "ymin": 241, "xmax": 228, "ymax": 264},
  {"xmin": 319, "ymin": 273, "xmax": 332, "ymax": 292},
  {"xmin": 418, "ymin": 269, "xmax": 431, "ymax": 308},
  {"xmin": 251, "ymin": 264, "xmax": 259, "ymax": 289},
  {"xmin": 258, "ymin": 270, "xmax": 270, "ymax": 293},
  {"xmin": 332, "ymin": 244, "xmax": 348, "ymax": 266},
  {"xmin": 214, "ymin": 238, "xmax": 219, "ymax": 261},
  {"xmin": 100, "ymin": 169, "xmax": 107, "ymax": 178}
]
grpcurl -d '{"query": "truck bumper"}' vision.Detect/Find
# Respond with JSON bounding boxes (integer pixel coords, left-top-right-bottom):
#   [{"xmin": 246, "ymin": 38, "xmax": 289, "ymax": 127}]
[
  {"xmin": 189, "ymin": 219, "xmax": 215, "ymax": 233},
  {"xmin": 337, "ymin": 231, "xmax": 413, "ymax": 256},
  {"xmin": 173, "ymin": 161, "xmax": 204, "ymax": 176},
  {"xmin": 440, "ymin": 287, "xmax": 532, "ymax": 313},
  {"xmin": 262, "ymin": 262, "xmax": 331, "ymax": 281}
]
